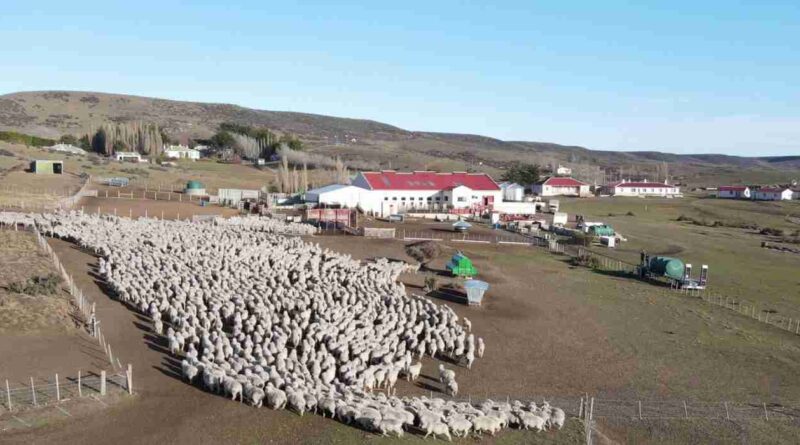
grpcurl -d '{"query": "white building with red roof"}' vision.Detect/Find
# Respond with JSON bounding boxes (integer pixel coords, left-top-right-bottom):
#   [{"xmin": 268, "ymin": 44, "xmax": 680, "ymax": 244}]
[
  {"xmin": 717, "ymin": 186, "xmax": 751, "ymax": 199},
  {"xmin": 350, "ymin": 170, "xmax": 504, "ymax": 215},
  {"xmin": 531, "ymin": 177, "xmax": 590, "ymax": 197},
  {"xmin": 608, "ymin": 179, "xmax": 680, "ymax": 197},
  {"xmin": 753, "ymin": 187, "xmax": 793, "ymax": 201}
]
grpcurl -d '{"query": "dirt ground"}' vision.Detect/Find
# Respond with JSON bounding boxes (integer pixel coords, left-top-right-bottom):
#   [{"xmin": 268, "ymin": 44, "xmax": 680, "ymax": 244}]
[
  {"xmin": 75, "ymin": 196, "xmax": 240, "ymax": 220},
  {"xmin": 0, "ymin": 231, "xmax": 107, "ymax": 385}
]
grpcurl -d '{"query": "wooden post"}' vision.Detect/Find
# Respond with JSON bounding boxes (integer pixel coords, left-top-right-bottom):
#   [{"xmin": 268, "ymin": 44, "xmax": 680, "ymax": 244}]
[
  {"xmin": 579, "ymin": 397, "xmax": 584, "ymax": 419},
  {"xmin": 5, "ymin": 379, "xmax": 11, "ymax": 410},
  {"xmin": 30, "ymin": 377, "xmax": 37, "ymax": 406},
  {"xmin": 100, "ymin": 371, "xmax": 107, "ymax": 396},
  {"xmin": 127, "ymin": 364, "xmax": 133, "ymax": 395},
  {"xmin": 56, "ymin": 373, "xmax": 61, "ymax": 401},
  {"xmin": 724, "ymin": 401, "xmax": 730, "ymax": 420},
  {"xmin": 78, "ymin": 371, "xmax": 82, "ymax": 397},
  {"xmin": 638, "ymin": 400, "xmax": 642, "ymax": 419},
  {"xmin": 764, "ymin": 402, "xmax": 769, "ymax": 420},
  {"xmin": 683, "ymin": 400, "xmax": 688, "ymax": 419},
  {"xmin": 108, "ymin": 344, "xmax": 114, "ymax": 365}
]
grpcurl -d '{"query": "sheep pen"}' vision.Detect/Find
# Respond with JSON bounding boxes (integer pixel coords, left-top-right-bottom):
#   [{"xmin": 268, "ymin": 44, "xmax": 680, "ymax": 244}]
[{"xmin": 0, "ymin": 211, "xmax": 565, "ymax": 438}]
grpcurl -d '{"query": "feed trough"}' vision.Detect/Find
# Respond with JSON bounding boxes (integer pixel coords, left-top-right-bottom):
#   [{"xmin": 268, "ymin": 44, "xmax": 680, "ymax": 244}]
[{"xmin": 464, "ymin": 279, "xmax": 489, "ymax": 306}]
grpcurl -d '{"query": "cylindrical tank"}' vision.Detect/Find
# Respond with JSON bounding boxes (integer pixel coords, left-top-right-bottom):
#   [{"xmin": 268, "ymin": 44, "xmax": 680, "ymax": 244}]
[{"xmin": 648, "ymin": 256, "xmax": 685, "ymax": 280}]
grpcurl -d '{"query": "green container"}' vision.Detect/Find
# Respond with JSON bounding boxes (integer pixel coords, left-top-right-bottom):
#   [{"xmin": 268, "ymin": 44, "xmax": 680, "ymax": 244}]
[
  {"xmin": 186, "ymin": 180, "xmax": 204, "ymax": 190},
  {"xmin": 589, "ymin": 225, "xmax": 615, "ymax": 237},
  {"xmin": 446, "ymin": 252, "xmax": 478, "ymax": 278},
  {"xmin": 648, "ymin": 256, "xmax": 685, "ymax": 281}
]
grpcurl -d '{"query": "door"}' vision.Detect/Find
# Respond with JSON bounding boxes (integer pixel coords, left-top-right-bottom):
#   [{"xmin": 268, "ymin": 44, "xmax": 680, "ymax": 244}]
[{"xmin": 53, "ymin": 163, "xmax": 63, "ymax": 174}]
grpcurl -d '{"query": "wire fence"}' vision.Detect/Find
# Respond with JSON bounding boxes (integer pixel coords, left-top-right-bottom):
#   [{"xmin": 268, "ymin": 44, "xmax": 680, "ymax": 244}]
[{"xmin": 1, "ymin": 371, "xmax": 130, "ymax": 413}]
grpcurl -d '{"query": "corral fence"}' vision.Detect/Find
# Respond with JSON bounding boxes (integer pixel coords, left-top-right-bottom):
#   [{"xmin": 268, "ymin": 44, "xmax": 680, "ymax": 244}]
[
  {"xmin": 1, "ymin": 370, "xmax": 131, "ymax": 414},
  {"xmin": 0, "ymin": 174, "xmax": 93, "ymax": 212}
]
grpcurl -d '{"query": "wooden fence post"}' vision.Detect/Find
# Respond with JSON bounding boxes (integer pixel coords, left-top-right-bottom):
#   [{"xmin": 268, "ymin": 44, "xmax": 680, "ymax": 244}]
[
  {"xmin": 5, "ymin": 379, "xmax": 11, "ymax": 410},
  {"xmin": 30, "ymin": 377, "xmax": 37, "ymax": 406},
  {"xmin": 724, "ymin": 401, "xmax": 730, "ymax": 420},
  {"xmin": 55, "ymin": 373, "xmax": 60, "ymax": 401},
  {"xmin": 100, "ymin": 371, "xmax": 107, "ymax": 396},
  {"xmin": 127, "ymin": 364, "xmax": 133, "ymax": 395},
  {"xmin": 683, "ymin": 401, "xmax": 688, "ymax": 419},
  {"xmin": 764, "ymin": 402, "xmax": 769, "ymax": 420},
  {"xmin": 78, "ymin": 370, "xmax": 82, "ymax": 397},
  {"xmin": 638, "ymin": 400, "xmax": 642, "ymax": 419}
]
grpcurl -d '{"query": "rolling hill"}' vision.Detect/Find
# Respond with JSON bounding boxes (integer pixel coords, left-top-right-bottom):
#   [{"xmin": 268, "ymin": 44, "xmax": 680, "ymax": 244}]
[{"xmin": 1, "ymin": 90, "xmax": 797, "ymax": 185}]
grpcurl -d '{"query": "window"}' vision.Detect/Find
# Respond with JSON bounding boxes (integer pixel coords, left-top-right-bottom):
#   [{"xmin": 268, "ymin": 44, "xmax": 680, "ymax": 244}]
[
  {"xmin": 435, "ymin": 197, "xmax": 441, "ymax": 201},
  {"xmin": 457, "ymin": 197, "xmax": 466, "ymax": 202},
  {"xmin": 401, "ymin": 197, "xmax": 406, "ymax": 201},
  {"xmin": 444, "ymin": 196, "xmax": 449, "ymax": 201},
  {"xmin": 426, "ymin": 197, "xmax": 432, "ymax": 201},
  {"xmin": 392, "ymin": 197, "xmax": 397, "ymax": 201},
  {"xmin": 384, "ymin": 197, "xmax": 389, "ymax": 201}
]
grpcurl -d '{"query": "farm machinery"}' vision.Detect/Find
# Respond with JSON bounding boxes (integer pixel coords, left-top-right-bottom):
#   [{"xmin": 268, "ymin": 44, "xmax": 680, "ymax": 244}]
[{"xmin": 637, "ymin": 251, "xmax": 708, "ymax": 291}]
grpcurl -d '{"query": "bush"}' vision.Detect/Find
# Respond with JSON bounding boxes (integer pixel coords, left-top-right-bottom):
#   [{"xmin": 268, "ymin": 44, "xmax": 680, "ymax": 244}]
[
  {"xmin": 0, "ymin": 131, "xmax": 56, "ymax": 147},
  {"xmin": 760, "ymin": 227, "xmax": 785, "ymax": 237},
  {"xmin": 405, "ymin": 241, "xmax": 442, "ymax": 269},
  {"xmin": 571, "ymin": 251, "xmax": 600, "ymax": 269},
  {"xmin": 423, "ymin": 275, "xmax": 438, "ymax": 292},
  {"xmin": 626, "ymin": 211, "xmax": 636, "ymax": 217},
  {"xmin": 7, "ymin": 273, "xmax": 62, "ymax": 296}
]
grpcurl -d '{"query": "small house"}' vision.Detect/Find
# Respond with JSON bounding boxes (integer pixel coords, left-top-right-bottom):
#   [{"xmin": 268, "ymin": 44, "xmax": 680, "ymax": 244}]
[
  {"xmin": 115, "ymin": 152, "xmax": 142, "ymax": 163},
  {"xmin": 717, "ymin": 186, "xmax": 750, "ymax": 199},
  {"xmin": 30, "ymin": 160, "xmax": 63, "ymax": 174},
  {"xmin": 532, "ymin": 177, "xmax": 590, "ymax": 197},
  {"xmin": 753, "ymin": 187, "xmax": 793, "ymax": 201}
]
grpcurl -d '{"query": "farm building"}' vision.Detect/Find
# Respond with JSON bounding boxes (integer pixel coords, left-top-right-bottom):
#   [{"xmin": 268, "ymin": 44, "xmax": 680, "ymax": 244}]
[
  {"xmin": 305, "ymin": 184, "xmax": 373, "ymax": 209},
  {"xmin": 499, "ymin": 182, "xmax": 525, "ymax": 201},
  {"xmin": 753, "ymin": 187, "xmax": 793, "ymax": 201},
  {"xmin": 163, "ymin": 144, "xmax": 201, "ymax": 160},
  {"xmin": 532, "ymin": 177, "xmax": 590, "ymax": 197},
  {"xmin": 717, "ymin": 186, "xmax": 751, "ymax": 199},
  {"xmin": 555, "ymin": 165, "xmax": 572, "ymax": 176},
  {"xmin": 115, "ymin": 151, "xmax": 143, "ymax": 162},
  {"xmin": 218, "ymin": 188, "xmax": 260, "ymax": 206},
  {"xmin": 29, "ymin": 160, "xmax": 63, "ymax": 174},
  {"xmin": 351, "ymin": 171, "xmax": 504, "ymax": 216},
  {"xmin": 608, "ymin": 180, "xmax": 680, "ymax": 197}
]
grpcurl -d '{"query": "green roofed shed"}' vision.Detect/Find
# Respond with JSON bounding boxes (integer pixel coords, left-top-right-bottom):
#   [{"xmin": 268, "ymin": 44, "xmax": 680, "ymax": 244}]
[{"xmin": 446, "ymin": 251, "xmax": 478, "ymax": 278}]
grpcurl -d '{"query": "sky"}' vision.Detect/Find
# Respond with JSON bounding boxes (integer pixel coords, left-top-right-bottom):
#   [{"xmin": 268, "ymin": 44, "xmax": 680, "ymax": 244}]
[{"xmin": 1, "ymin": 1, "xmax": 798, "ymax": 156}]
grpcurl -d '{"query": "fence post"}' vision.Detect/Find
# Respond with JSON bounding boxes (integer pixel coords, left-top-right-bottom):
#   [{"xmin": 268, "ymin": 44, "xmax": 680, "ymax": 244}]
[
  {"xmin": 5, "ymin": 379, "xmax": 11, "ymax": 411},
  {"xmin": 127, "ymin": 364, "xmax": 133, "ymax": 395},
  {"xmin": 78, "ymin": 370, "xmax": 82, "ymax": 397},
  {"xmin": 100, "ymin": 371, "xmax": 107, "ymax": 396},
  {"xmin": 56, "ymin": 373, "xmax": 60, "ymax": 401},
  {"xmin": 763, "ymin": 403, "xmax": 768, "ymax": 420},
  {"xmin": 724, "ymin": 401, "xmax": 730, "ymax": 420},
  {"xmin": 30, "ymin": 377, "xmax": 37, "ymax": 406},
  {"xmin": 638, "ymin": 400, "xmax": 642, "ymax": 419},
  {"xmin": 683, "ymin": 400, "xmax": 688, "ymax": 419}
]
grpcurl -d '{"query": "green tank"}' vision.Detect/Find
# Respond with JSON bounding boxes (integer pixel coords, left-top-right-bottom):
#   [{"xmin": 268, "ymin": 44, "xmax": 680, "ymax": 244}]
[
  {"xmin": 589, "ymin": 225, "xmax": 615, "ymax": 237},
  {"xmin": 648, "ymin": 256, "xmax": 685, "ymax": 281}
]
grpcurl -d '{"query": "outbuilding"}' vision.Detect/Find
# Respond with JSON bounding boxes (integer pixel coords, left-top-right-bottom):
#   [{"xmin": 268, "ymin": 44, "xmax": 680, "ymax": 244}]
[
  {"xmin": 30, "ymin": 160, "xmax": 63, "ymax": 174},
  {"xmin": 532, "ymin": 177, "xmax": 590, "ymax": 197},
  {"xmin": 499, "ymin": 182, "xmax": 525, "ymax": 201},
  {"xmin": 717, "ymin": 186, "xmax": 750, "ymax": 199},
  {"xmin": 305, "ymin": 184, "xmax": 374, "ymax": 209},
  {"xmin": 163, "ymin": 144, "xmax": 201, "ymax": 161},
  {"xmin": 608, "ymin": 180, "xmax": 680, "ymax": 197},
  {"xmin": 753, "ymin": 187, "xmax": 793, "ymax": 201}
]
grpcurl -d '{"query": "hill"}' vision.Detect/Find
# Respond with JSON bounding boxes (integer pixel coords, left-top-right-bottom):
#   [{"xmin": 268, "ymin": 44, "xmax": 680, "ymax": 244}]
[{"xmin": 0, "ymin": 90, "xmax": 797, "ymax": 185}]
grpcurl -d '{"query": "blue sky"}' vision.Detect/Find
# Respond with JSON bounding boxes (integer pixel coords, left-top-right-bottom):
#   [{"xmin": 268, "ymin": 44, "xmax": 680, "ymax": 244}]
[{"xmin": 1, "ymin": 1, "xmax": 798, "ymax": 155}]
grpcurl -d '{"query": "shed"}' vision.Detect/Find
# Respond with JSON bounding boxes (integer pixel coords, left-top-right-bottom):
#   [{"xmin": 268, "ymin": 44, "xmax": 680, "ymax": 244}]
[
  {"xmin": 185, "ymin": 180, "xmax": 206, "ymax": 196},
  {"xmin": 218, "ymin": 188, "xmax": 260, "ymax": 206},
  {"xmin": 464, "ymin": 280, "xmax": 490, "ymax": 306},
  {"xmin": 30, "ymin": 160, "xmax": 63, "ymax": 174},
  {"xmin": 446, "ymin": 251, "xmax": 478, "ymax": 278}
]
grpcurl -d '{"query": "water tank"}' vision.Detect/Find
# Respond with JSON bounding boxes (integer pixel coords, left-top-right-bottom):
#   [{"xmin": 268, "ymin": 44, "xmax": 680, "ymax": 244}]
[
  {"xmin": 648, "ymin": 256, "xmax": 685, "ymax": 281},
  {"xmin": 589, "ymin": 225, "xmax": 615, "ymax": 237}
]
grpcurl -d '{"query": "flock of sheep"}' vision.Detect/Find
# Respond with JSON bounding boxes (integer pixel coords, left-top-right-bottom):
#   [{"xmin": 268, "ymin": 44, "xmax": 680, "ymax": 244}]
[{"xmin": 0, "ymin": 211, "xmax": 564, "ymax": 439}]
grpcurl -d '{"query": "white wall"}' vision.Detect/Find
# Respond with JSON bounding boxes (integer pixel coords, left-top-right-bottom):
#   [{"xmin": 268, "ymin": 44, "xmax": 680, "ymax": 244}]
[
  {"xmin": 613, "ymin": 186, "xmax": 680, "ymax": 197},
  {"xmin": 534, "ymin": 184, "xmax": 588, "ymax": 197}
]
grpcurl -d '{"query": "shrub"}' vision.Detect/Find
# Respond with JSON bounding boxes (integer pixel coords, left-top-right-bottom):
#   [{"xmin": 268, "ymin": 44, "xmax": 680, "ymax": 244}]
[
  {"xmin": 405, "ymin": 241, "xmax": 442, "ymax": 269},
  {"xmin": 571, "ymin": 251, "xmax": 600, "ymax": 269},
  {"xmin": 7, "ymin": 273, "xmax": 62, "ymax": 296},
  {"xmin": 760, "ymin": 227, "xmax": 785, "ymax": 237},
  {"xmin": 626, "ymin": 211, "xmax": 636, "ymax": 217},
  {"xmin": 423, "ymin": 275, "xmax": 438, "ymax": 292}
]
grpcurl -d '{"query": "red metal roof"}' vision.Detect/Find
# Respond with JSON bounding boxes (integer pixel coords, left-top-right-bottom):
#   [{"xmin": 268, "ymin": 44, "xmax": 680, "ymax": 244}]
[
  {"xmin": 615, "ymin": 182, "xmax": 675, "ymax": 188},
  {"xmin": 540, "ymin": 177, "xmax": 588, "ymax": 187},
  {"xmin": 359, "ymin": 171, "xmax": 501, "ymax": 191},
  {"xmin": 718, "ymin": 186, "xmax": 748, "ymax": 192}
]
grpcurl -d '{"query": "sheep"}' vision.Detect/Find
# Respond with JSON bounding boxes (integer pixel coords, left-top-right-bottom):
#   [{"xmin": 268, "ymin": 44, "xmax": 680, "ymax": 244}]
[
  {"xmin": 438, "ymin": 364, "xmax": 456, "ymax": 384},
  {"xmin": 377, "ymin": 418, "xmax": 404, "ymax": 437},
  {"xmin": 14, "ymin": 211, "xmax": 566, "ymax": 441},
  {"xmin": 181, "ymin": 359, "xmax": 199, "ymax": 383},
  {"xmin": 472, "ymin": 416, "xmax": 502, "ymax": 436},
  {"xmin": 424, "ymin": 421, "xmax": 452, "ymax": 441}
]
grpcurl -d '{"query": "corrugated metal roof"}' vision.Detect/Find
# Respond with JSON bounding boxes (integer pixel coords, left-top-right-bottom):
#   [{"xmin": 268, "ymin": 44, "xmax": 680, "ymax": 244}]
[{"xmin": 360, "ymin": 171, "xmax": 500, "ymax": 191}]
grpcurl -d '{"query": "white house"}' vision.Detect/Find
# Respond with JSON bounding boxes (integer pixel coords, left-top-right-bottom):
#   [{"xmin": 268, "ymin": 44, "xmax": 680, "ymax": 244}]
[
  {"xmin": 350, "ymin": 171, "xmax": 504, "ymax": 216},
  {"xmin": 163, "ymin": 144, "xmax": 200, "ymax": 161},
  {"xmin": 305, "ymin": 184, "xmax": 375, "ymax": 209},
  {"xmin": 555, "ymin": 165, "xmax": 572, "ymax": 176},
  {"xmin": 499, "ymin": 182, "xmax": 525, "ymax": 201},
  {"xmin": 608, "ymin": 180, "xmax": 680, "ymax": 197},
  {"xmin": 115, "ymin": 151, "xmax": 142, "ymax": 162},
  {"xmin": 753, "ymin": 187, "xmax": 793, "ymax": 201},
  {"xmin": 532, "ymin": 177, "xmax": 590, "ymax": 197},
  {"xmin": 717, "ymin": 186, "xmax": 750, "ymax": 199}
]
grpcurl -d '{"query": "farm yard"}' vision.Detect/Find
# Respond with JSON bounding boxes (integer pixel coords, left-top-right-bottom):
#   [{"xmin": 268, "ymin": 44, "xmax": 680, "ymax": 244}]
[{"xmin": 1, "ymin": 140, "xmax": 800, "ymax": 443}]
